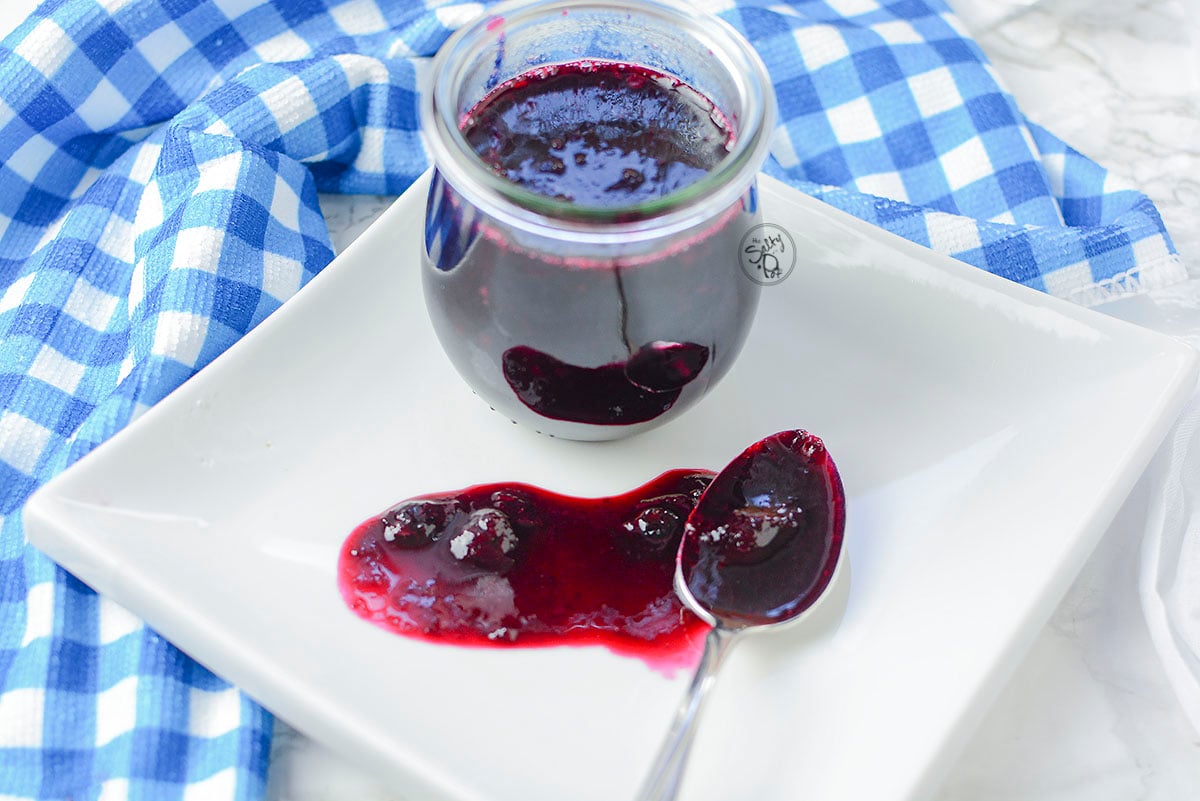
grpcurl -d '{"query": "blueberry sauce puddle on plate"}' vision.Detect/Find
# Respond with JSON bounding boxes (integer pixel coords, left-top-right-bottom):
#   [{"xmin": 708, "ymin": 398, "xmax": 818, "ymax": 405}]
[
  {"xmin": 338, "ymin": 431, "xmax": 846, "ymax": 671},
  {"xmin": 339, "ymin": 470, "xmax": 714, "ymax": 671}
]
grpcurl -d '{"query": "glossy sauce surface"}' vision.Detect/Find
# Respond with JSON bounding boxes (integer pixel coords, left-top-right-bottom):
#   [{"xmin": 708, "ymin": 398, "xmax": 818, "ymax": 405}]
[
  {"xmin": 461, "ymin": 61, "xmax": 730, "ymax": 208},
  {"xmin": 680, "ymin": 431, "xmax": 846, "ymax": 626},
  {"xmin": 338, "ymin": 471, "xmax": 713, "ymax": 668},
  {"xmin": 500, "ymin": 341, "xmax": 710, "ymax": 425}
]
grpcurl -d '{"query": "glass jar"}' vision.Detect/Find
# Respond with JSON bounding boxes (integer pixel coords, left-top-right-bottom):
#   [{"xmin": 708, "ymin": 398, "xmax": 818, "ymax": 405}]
[{"xmin": 420, "ymin": 0, "xmax": 776, "ymax": 440}]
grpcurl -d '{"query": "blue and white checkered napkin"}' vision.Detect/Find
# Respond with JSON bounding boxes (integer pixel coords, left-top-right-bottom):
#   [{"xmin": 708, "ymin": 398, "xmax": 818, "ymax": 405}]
[{"xmin": 0, "ymin": 0, "xmax": 1186, "ymax": 797}]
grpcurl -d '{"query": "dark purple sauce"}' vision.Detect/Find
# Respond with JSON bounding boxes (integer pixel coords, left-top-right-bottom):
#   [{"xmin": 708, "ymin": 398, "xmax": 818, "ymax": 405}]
[
  {"xmin": 338, "ymin": 470, "xmax": 714, "ymax": 669},
  {"xmin": 423, "ymin": 61, "xmax": 760, "ymax": 433},
  {"xmin": 680, "ymin": 431, "xmax": 845, "ymax": 626},
  {"xmin": 501, "ymin": 341, "xmax": 709, "ymax": 425},
  {"xmin": 461, "ymin": 62, "xmax": 730, "ymax": 207}
]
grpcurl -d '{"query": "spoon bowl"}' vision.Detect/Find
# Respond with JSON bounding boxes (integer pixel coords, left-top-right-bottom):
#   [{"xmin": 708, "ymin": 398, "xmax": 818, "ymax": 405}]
[
  {"xmin": 635, "ymin": 430, "xmax": 847, "ymax": 801},
  {"xmin": 676, "ymin": 540, "xmax": 848, "ymax": 633}
]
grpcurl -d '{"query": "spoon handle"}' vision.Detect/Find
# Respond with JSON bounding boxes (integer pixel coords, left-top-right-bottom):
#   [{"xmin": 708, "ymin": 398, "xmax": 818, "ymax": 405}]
[{"xmin": 634, "ymin": 625, "xmax": 739, "ymax": 801}]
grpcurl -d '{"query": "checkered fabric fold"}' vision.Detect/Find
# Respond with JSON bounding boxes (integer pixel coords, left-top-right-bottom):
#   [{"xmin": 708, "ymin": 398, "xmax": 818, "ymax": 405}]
[{"xmin": 0, "ymin": 0, "xmax": 1186, "ymax": 798}]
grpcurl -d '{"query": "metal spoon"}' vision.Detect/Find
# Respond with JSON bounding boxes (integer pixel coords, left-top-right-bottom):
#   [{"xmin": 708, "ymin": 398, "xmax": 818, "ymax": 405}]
[{"xmin": 634, "ymin": 430, "xmax": 848, "ymax": 801}]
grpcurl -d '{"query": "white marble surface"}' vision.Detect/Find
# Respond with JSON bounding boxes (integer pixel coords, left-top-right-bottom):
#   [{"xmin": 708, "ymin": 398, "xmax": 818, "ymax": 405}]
[
  {"xmin": 289, "ymin": 2, "xmax": 1200, "ymax": 800},
  {"xmin": 936, "ymin": 3, "xmax": 1200, "ymax": 796},
  {"xmin": 933, "ymin": 2, "xmax": 1200, "ymax": 799}
]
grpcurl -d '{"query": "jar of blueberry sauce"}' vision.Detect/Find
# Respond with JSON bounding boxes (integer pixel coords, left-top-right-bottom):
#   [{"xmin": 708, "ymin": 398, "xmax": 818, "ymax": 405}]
[{"xmin": 420, "ymin": 0, "xmax": 776, "ymax": 440}]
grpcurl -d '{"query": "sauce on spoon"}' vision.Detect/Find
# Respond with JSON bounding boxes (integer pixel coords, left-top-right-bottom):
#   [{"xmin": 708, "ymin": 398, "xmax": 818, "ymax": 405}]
[
  {"xmin": 679, "ymin": 429, "xmax": 845, "ymax": 627},
  {"xmin": 637, "ymin": 431, "xmax": 846, "ymax": 801}
]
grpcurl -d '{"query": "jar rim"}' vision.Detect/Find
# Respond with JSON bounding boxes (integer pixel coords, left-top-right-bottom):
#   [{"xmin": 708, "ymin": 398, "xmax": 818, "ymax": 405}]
[{"xmin": 420, "ymin": 0, "xmax": 777, "ymax": 240}]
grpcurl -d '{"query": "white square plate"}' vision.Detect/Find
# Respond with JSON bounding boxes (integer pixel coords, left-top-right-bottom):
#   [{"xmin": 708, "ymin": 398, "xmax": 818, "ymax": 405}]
[{"xmin": 25, "ymin": 172, "xmax": 1198, "ymax": 801}]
